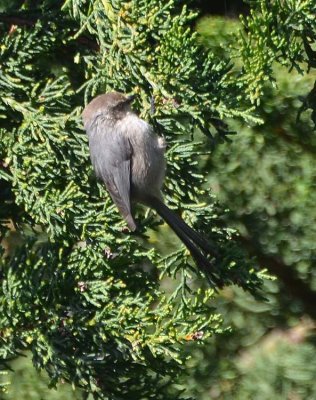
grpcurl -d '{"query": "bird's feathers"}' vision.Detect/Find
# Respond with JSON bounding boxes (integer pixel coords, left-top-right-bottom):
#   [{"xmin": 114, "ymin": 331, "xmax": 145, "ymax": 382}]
[{"xmin": 86, "ymin": 117, "xmax": 136, "ymax": 231}]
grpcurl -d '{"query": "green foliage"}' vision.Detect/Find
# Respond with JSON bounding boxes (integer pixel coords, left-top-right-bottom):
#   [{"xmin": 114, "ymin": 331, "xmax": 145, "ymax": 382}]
[
  {"xmin": 238, "ymin": 0, "xmax": 316, "ymax": 111},
  {"xmin": 0, "ymin": 1, "xmax": 263, "ymax": 399},
  {"xmin": 208, "ymin": 67, "xmax": 316, "ymax": 284},
  {"xmin": 176, "ymin": 285, "xmax": 316, "ymax": 400},
  {"xmin": 179, "ymin": 13, "xmax": 316, "ymax": 400},
  {"xmin": 0, "ymin": 365, "xmax": 9, "ymax": 395},
  {"xmin": 0, "ymin": 354, "xmax": 82, "ymax": 399},
  {"xmin": 196, "ymin": 16, "xmax": 240, "ymax": 59},
  {"xmin": 231, "ymin": 339, "xmax": 316, "ymax": 400},
  {"xmin": 2, "ymin": 1, "xmax": 315, "ymax": 398}
]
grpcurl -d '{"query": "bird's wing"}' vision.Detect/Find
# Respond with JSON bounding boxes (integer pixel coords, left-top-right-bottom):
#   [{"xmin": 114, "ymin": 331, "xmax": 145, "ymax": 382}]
[{"xmin": 87, "ymin": 121, "xmax": 136, "ymax": 230}]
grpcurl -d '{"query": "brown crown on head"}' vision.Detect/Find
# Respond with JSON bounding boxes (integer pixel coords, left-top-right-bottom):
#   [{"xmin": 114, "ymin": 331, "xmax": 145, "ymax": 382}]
[{"xmin": 82, "ymin": 92, "xmax": 128, "ymax": 126}]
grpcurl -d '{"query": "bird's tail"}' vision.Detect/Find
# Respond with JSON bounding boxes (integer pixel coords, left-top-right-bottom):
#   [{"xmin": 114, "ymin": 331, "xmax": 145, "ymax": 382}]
[{"xmin": 146, "ymin": 195, "xmax": 220, "ymax": 282}]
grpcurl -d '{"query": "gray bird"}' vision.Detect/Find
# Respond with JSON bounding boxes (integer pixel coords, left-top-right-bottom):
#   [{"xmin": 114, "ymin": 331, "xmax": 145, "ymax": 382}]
[{"xmin": 82, "ymin": 92, "xmax": 218, "ymax": 275}]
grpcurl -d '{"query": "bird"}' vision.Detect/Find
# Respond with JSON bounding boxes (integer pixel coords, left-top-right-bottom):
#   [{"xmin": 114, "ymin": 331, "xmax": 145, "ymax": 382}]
[{"xmin": 82, "ymin": 92, "xmax": 219, "ymax": 277}]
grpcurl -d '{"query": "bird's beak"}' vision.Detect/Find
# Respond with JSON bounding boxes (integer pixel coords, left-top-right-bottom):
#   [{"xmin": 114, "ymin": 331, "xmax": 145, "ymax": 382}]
[{"xmin": 126, "ymin": 94, "xmax": 136, "ymax": 103}]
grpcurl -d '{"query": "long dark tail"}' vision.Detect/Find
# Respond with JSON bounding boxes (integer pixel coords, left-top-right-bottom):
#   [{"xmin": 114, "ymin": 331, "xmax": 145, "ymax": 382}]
[{"xmin": 146, "ymin": 195, "xmax": 219, "ymax": 282}]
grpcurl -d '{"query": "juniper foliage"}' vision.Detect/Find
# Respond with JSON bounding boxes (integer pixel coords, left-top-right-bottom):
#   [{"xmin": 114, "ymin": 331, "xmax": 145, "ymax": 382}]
[
  {"xmin": 238, "ymin": 0, "xmax": 316, "ymax": 124},
  {"xmin": 0, "ymin": 1, "xmax": 267, "ymax": 399}
]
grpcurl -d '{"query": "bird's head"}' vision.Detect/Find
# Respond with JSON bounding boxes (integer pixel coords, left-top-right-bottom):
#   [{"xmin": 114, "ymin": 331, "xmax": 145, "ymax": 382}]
[{"xmin": 82, "ymin": 92, "xmax": 135, "ymax": 129}]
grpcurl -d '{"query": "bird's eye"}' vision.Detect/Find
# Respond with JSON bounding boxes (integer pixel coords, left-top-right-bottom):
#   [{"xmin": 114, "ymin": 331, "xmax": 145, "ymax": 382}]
[{"xmin": 113, "ymin": 101, "xmax": 125, "ymax": 111}]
